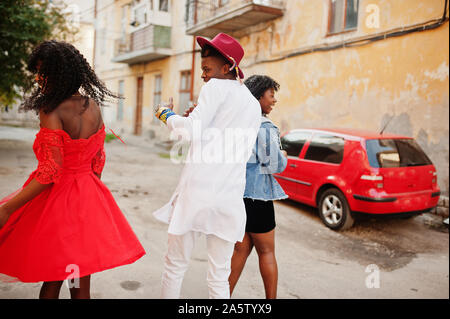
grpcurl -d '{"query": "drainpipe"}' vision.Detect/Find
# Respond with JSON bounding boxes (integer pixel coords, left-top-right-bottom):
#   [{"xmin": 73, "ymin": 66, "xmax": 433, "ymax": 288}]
[
  {"xmin": 92, "ymin": 0, "xmax": 97, "ymax": 70},
  {"xmin": 190, "ymin": 37, "xmax": 196, "ymax": 102},
  {"xmin": 189, "ymin": 0, "xmax": 198, "ymax": 102}
]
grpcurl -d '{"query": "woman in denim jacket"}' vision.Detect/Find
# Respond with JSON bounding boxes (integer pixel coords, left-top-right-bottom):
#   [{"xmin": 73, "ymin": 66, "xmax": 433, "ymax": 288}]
[{"xmin": 229, "ymin": 75, "xmax": 288, "ymax": 299}]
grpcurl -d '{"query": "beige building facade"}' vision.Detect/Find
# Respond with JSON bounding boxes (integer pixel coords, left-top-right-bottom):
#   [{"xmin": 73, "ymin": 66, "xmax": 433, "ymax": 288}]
[
  {"xmin": 95, "ymin": 0, "xmax": 449, "ymax": 194},
  {"xmin": 95, "ymin": 0, "xmax": 201, "ymax": 136},
  {"xmin": 0, "ymin": 0, "xmax": 95, "ymax": 127}
]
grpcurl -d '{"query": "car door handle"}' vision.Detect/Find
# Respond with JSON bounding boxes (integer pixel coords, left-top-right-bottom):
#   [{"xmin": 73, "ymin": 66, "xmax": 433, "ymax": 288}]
[{"xmin": 289, "ymin": 164, "xmax": 297, "ymax": 168}]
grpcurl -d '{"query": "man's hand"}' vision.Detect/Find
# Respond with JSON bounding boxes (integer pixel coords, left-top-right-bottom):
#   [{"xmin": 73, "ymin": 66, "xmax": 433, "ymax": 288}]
[
  {"xmin": 281, "ymin": 150, "xmax": 288, "ymax": 158},
  {"xmin": 165, "ymin": 97, "xmax": 174, "ymax": 111},
  {"xmin": 183, "ymin": 103, "xmax": 197, "ymax": 117},
  {"xmin": 155, "ymin": 97, "xmax": 176, "ymax": 124}
]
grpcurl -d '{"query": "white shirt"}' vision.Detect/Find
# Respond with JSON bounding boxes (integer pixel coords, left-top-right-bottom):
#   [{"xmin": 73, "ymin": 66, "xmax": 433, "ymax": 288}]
[{"xmin": 153, "ymin": 78, "xmax": 261, "ymax": 243}]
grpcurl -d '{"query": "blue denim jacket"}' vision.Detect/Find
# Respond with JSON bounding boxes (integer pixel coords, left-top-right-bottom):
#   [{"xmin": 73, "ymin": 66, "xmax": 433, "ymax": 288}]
[{"xmin": 243, "ymin": 116, "xmax": 288, "ymax": 201}]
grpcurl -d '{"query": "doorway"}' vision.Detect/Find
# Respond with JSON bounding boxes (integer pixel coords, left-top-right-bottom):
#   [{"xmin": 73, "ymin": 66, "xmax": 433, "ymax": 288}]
[{"xmin": 135, "ymin": 76, "xmax": 143, "ymax": 135}]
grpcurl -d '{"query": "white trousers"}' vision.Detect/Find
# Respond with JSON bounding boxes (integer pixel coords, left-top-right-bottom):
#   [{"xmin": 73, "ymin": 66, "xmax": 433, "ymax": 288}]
[{"xmin": 160, "ymin": 231, "xmax": 235, "ymax": 299}]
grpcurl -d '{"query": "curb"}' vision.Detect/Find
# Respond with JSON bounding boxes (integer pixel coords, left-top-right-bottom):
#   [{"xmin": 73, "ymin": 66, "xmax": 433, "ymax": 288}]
[{"xmin": 431, "ymin": 195, "xmax": 449, "ymax": 218}]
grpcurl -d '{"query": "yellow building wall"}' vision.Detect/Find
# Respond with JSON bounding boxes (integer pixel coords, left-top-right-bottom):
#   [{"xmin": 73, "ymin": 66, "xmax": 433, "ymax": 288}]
[
  {"xmin": 237, "ymin": 0, "xmax": 449, "ymax": 194},
  {"xmin": 96, "ymin": 0, "xmax": 198, "ymax": 134},
  {"xmin": 95, "ymin": 0, "xmax": 449, "ymax": 194}
]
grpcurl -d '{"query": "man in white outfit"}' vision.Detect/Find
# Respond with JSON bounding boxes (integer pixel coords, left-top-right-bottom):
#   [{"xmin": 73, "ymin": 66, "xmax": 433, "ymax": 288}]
[{"xmin": 153, "ymin": 33, "xmax": 260, "ymax": 299}]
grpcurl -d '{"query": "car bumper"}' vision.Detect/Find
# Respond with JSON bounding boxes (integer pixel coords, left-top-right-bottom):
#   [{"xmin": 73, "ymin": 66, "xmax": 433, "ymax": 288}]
[{"xmin": 349, "ymin": 190, "xmax": 440, "ymax": 214}]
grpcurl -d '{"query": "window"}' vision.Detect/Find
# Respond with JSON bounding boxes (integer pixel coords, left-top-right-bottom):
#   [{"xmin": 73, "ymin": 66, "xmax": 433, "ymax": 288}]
[
  {"xmin": 185, "ymin": 0, "xmax": 195, "ymax": 24},
  {"xmin": 280, "ymin": 131, "xmax": 312, "ymax": 157},
  {"xmin": 153, "ymin": 75, "xmax": 162, "ymax": 123},
  {"xmin": 304, "ymin": 134, "xmax": 345, "ymax": 164},
  {"xmin": 154, "ymin": 74, "xmax": 162, "ymax": 107},
  {"xmin": 366, "ymin": 139, "xmax": 432, "ymax": 168},
  {"xmin": 218, "ymin": 0, "xmax": 230, "ymax": 7},
  {"xmin": 179, "ymin": 71, "xmax": 192, "ymax": 113},
  {"xmin": 99, "ymin": 13, "xmax": 108, "ymax": 54},
  {"xmin": 159, "ymin": 0, "xmax": 169, "ymax": 12},
  {"xmin": 117, "ymin": 80, "xmax": 124, "ymax": 121},
  {"xmin": 133, "ymin": 4, "xmax": 147, "ymax": 26},
  {"xmin": 100, "ymin": 27, "xmax": 107, "ymax": 54},
  {"xmin": 328, "ymin": 0, "xmax": 359, "ymax": 34},
  {"xmin": 120, "ymin": 5, "xmax": 128, "ymax": 41}
]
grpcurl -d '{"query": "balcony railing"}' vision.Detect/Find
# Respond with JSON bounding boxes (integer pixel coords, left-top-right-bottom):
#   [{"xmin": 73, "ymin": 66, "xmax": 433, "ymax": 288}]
[
  {"xmin": 112, "ymin": 24, "xmax": 172, "ymax": 64},
  {"xmin": 185, "ymin": 0, "xmax": 285, "ymax": 37}
]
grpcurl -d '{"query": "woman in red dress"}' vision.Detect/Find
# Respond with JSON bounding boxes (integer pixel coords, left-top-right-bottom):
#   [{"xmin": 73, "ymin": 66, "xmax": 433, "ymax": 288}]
[{"xmin": 0, "ymin": 40, "xmax": 146, "ymax": 299}]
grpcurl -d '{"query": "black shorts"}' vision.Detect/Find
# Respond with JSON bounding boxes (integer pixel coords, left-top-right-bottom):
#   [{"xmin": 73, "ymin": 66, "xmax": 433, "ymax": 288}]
[{"xmin": 244, "ymin": 198, "xmax": 276, "ymax": 233}]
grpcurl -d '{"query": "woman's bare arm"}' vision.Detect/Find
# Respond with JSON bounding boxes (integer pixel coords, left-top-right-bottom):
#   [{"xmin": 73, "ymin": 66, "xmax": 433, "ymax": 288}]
[
  {"xmin": 1, "ymin": 179, "xmax": 50, "ymax": 217},
  {"xmin": 0, "ymin": 111, "xmax": 63, "ymax": 227}
]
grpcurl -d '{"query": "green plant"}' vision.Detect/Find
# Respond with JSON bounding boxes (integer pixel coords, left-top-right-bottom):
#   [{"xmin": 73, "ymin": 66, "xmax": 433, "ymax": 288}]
[
  {"xmin": 105, "ymin": 133, "xmax": 118, "ymax": 143},
  {"xmin": 0, "ymin": 0, "xmax": 76, "ymax": 108}
]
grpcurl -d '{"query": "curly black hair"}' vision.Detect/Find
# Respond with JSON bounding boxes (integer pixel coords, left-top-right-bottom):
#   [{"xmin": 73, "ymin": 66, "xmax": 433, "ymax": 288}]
[
  {"xmin": 21, "ymin": 40, "xmax": 119, "ymax": 114},
  {"xmin": 244, "ymin": 75, "xmax": 280, "ymax": 100}
]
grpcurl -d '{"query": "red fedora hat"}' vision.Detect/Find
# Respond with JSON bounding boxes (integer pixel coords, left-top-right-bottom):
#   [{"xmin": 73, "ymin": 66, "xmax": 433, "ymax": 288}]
[{"xmin": 197, "ymin": 33, "xmax": 245, "ymax": 79}]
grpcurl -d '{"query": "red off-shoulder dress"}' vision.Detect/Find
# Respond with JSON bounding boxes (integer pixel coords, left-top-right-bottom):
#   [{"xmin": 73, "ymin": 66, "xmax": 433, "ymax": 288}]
[{"xmin": 0, "ymin": 125, "xmax": 145, "ymax": 283}]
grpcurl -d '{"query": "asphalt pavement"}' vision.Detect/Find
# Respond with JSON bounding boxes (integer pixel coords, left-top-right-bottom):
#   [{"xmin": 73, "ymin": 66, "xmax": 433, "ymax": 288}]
[{"xmin": 0, "ymin": 125, "xmax": 448, "ymax": 299}]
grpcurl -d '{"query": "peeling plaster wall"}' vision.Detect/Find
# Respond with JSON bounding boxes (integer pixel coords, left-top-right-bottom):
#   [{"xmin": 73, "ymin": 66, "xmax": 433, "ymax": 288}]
[
  {"xmin": 239, "ymin": 0, "xmax": 449, "ymax": 195},
  {"xmin": 94, "ymin": 0, "xmax": 449, "ymax": 195}
]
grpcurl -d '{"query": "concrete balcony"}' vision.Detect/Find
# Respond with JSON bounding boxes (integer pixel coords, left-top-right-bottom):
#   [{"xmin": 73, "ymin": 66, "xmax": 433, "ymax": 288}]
[
  {"xmin": 112, "ymin": 24, "xmax": 172, "ymax": 64},
  {"xmin": 186, "ymin": 0, "xmax": 285, "ymax": 38}
]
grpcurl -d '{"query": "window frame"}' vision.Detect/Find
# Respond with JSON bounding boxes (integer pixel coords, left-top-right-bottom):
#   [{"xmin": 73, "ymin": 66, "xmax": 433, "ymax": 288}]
[
  {"xmin": 158, "ymin": 0, "xmax": 169, "ymax": 12},
  {"xmin": 179, "ymin": 70, "xmax": 192, "ymax": 113},
  {"xmin": 153, "ymin": 74, "xmax": 162, "ymax": 107},
  {"xmin": 365, "ymin": 138, "xmax": 432, "ymax": 168},
  {"xmin": 120, "ymin": 5, "xmax": 128, "ymax": 40},
  {"xmin": 151, "ymin": 74, "xmax": 162, "ymax": 123},
  {"xmin": 280, "ymin": 130, "xmax": 312, "ymax": 158},
  {"xmin": 117, "ymin": 80, "xmax": 125, "ymax": 121},
  {"xmin": 327, "ymin": 0, "xmax": 359, "ymax": 36},
  {"xmin": 303, "ymin": 133, "xmax": 346, "ymax": 165},
  {"xmin": 179, "ymin": 70, "xmax": 191, "ymax": 94},
  {"xmin": 131, "ymin": 2, "xmax": 149, "ymax": 31},
  {"xmin": 218, "ymin": 0, "xmax": 230, "ymax": 8}
]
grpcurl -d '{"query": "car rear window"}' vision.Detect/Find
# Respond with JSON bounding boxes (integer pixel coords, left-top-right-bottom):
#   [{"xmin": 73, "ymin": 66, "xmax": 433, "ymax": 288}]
[
  {"xmin": 304, "ymin": 134, "xmax": 345, "ymax": 164},
  {"xmin": 280, "ymin": 131, "xmax": 312, "ymax": 157},
  {"xmin": 366, "ymin": 139, "xmax": 432, "ymax": 168}
]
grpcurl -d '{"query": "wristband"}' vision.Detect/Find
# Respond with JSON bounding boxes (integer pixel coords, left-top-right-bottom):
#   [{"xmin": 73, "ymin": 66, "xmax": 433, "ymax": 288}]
[{"xmin": 155, "ymin": 107, "xmax": 176, "ymax": 124}]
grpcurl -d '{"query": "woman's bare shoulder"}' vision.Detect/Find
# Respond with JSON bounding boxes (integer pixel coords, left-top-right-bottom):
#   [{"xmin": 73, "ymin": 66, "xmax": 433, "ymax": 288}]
[
  {"xmin": 87, "ymin": 98, "xmax": 104, "ymax": 129},
  {"xmin": 39, "ymin": 109, "xmax": 63, "ymax": 130},
  {"xmin": 57, "ymin": 97, "xmax": 103, "ymax": 127}
]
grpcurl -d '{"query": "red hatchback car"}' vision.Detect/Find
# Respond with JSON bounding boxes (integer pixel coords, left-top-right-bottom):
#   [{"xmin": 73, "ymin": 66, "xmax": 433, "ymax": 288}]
[{"xmin": 274, "ymin": 128, "xmax": 441, "ymax": 230}]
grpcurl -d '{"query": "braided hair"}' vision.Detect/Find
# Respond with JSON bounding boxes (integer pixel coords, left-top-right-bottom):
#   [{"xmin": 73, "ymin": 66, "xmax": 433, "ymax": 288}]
[
  {"xmin": 21, "ymin": 40, "xmax": 119, "ymax": 114},
  {"xmin": 244, "ymin": 75, "xmax": 280, "ymax": 100}
]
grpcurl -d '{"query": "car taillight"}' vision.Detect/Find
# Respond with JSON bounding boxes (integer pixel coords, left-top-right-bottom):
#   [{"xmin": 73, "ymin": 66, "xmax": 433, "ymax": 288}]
[
  {"xmin": 431, "ymin": 171, "xmax": 437, "ymax": 184},
  {"xmin": 360, "ymin": 174, "xmax": 384, "ymax": 188}
]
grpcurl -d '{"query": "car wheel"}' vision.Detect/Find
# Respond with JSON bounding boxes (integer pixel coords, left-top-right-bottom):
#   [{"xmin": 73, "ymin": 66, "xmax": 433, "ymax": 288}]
[{"xmin": 318, "ymin": 188, "xmax": 354, "ymax": 230}]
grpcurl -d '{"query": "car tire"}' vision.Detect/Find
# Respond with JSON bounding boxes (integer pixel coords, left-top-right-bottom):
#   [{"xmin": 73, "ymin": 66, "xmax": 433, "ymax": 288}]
[{"xmin": 318, "ymin": 188, "xmax": 354, "ymax": 230}]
